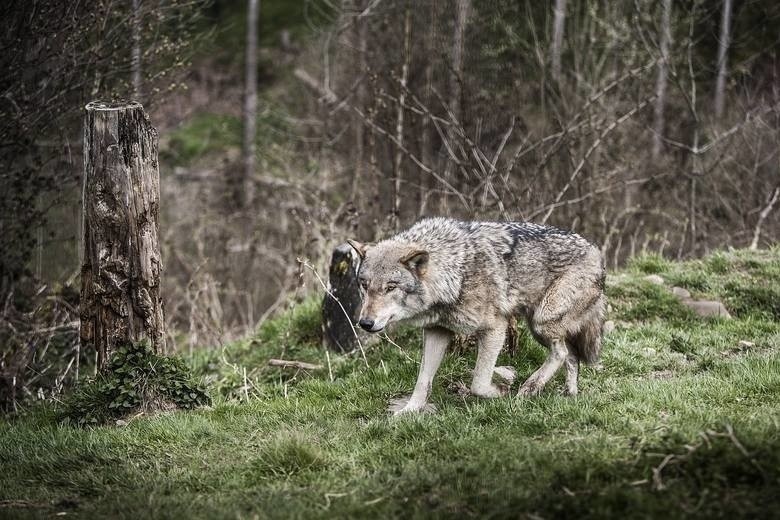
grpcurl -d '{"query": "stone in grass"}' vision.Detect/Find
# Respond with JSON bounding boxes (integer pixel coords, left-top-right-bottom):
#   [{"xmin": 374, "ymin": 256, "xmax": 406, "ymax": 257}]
[
  {"xmin": 671, "ymin": 286, "xmax": 691, "ymax": 300},
  {"xmin": 684, "ymin": 300, "xmax": 732, "ymax": 319},
  {"xmin": 644, "ymin": 274, "xmax": 665, "ymax": 285},
  {"xmin": 603, "ymin": 320, "xmax": 616, "ymax": 335}
]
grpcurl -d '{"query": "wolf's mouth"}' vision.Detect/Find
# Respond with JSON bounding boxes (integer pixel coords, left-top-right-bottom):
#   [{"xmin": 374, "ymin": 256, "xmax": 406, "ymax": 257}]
[{"xmin": 370, "ymin": 314, "xmax": 394, "ymax": 333}]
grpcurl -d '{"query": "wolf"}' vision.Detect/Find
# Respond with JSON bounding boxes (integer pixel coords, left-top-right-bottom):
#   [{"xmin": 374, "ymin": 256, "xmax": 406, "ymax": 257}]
[{"xmin": 347, "ymin": 217, "xmax": 606, "ymax": 415}]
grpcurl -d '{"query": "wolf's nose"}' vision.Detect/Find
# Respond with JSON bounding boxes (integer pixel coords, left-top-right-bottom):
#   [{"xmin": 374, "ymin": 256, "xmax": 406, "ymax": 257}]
[{"xmin": 358, "ymin": 318, "xmax": 375, "ymax": 331}]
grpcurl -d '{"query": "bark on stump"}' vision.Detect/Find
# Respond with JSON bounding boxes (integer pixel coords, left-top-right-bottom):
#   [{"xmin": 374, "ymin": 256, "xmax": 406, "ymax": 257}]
[
  {"xmin": 80, "ymin": 101, "xmax": 165, "ymax": 369},
  {"xmin": 322, "ymin": 243, "xmax": 363, "ymax": 352}
]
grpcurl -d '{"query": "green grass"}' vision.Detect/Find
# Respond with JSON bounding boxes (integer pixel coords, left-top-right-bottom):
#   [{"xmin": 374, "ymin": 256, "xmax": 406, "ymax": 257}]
[
  {"xmin": 2, "ymin": 249, "xmax": 780, "ymax": 518},
  {"xmin": 161, "ymin": 112, "xmax": 241, "ymax": 166},
  {"xmin": 160, "ymin": 108, "xmax": 294, "ymax": 168}
]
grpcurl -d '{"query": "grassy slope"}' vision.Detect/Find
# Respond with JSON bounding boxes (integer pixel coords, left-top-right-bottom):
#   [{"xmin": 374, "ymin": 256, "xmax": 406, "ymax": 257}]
[{"xmin": 2, "ymin": 249, "xmax": 780, "ymax": 519}]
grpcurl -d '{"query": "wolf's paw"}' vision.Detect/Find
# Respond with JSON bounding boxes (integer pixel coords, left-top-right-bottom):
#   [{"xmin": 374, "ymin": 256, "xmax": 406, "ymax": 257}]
[
  {"xmin": 493, "ymin": 366, "xmax": 517, "ymax": 386},
  {"xmin": 562, "ymin": 385, "xmax": 578, "ymax": 397},
  {"xmin": 470, "ymin": 383, "xmax": 509, "ymax": 399},
  {"xmin": 387, "ymin": 396, "xmax": 437, "ymax": 416},
  {"xmin": 516, "ymin": 380, "xmax": 543, "ymax": 397}
]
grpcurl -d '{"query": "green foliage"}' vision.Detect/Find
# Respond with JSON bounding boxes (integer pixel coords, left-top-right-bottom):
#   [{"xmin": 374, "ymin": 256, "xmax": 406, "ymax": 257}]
[
  {"xmin": 723, "ymin": 280, "xmax": 780, "ymax": 321},
  {"xmin": 627, "ymin": 253, "xmax": 671, "ymax": 274},
  {"xmin": 61, "ymin": 342, "xmax": 210, "ymax": 426},
  {"xmin": 607, "ymin": 278, "xmax": 692, "ymax": 322},
  {"xmin": 161, "ymin": 113, "xmax": 241, "ymax": 166}
]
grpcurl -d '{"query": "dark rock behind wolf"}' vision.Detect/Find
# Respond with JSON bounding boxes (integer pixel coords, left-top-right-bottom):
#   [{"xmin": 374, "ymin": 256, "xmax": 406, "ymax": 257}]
[{"xmin": 348, "ymin": 217, "xmax": 606, "ymax": 415}]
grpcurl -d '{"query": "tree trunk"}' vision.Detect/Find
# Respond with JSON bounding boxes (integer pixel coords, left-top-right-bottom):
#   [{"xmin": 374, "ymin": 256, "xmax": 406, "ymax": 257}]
[
  {"xmin": 131, "ymin": 0, "xmax": 142, "ymax": 101},
  {"xmin": 551, "ymin": 0, "xmax": 567, "ymax": 84},
  {"xmin": 419, "ymin": 0, "xmax": 437, "ymax": 217},
  {"xmin": 441, "ymin": 0, "xmax": 470, "ymax": 213},
  {"xmin": 652, "ymin": 0, "xmax": 673, "ymax": 159},
  {"xmin": 392, "ymin": 2, "xmax": 412, "ymax": 229},
  {"xmin": 81, "ymin": 101, "xmax": 165, "ymax": 369},
  {"xmin": 242, "ymin": 0, "xmax": 260, "ymax": 207},
  {"xmin": 714, "ymin": 0, "xmax": 732, "ymax": 118},
  {"xmin": 321, "ymin": 243, "xmax": 362, "ymax": 352},
  {"xmin": 350, "ymin": 4, "xmax": 368, "ymax": 209}
]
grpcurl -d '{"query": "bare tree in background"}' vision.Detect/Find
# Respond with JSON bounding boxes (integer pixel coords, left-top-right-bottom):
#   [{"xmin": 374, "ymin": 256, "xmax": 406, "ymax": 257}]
[
  {"xmin": 132, "ymin": 0, "xmax": 142, "ymax": 100},
  {"xmin": 551, "ymin": 0, "xmax": 567, "ymax": 84},
  {"xmin": 392, "ymin": 2, "xmax": 412, "ymax": 228},
  {"xmin": 242, "ymin": 0, "xmax": 260, "ymax": 207},
  {"xmin": 714, "ymin": 0, "xmax": 732, "ymax": 118},
  {"xmin": 443, "ymin": 0, "xmax": 471, "ymax": 212},
  {"xmin": 652, "ymin": 0, "xmax": 673, "ymax": 159}
]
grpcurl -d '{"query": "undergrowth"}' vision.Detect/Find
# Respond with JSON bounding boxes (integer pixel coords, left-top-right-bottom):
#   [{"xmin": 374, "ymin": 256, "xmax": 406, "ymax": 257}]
[{"xmin": 61, "ymin": 342, "xmax": 210, "ymax": 426}]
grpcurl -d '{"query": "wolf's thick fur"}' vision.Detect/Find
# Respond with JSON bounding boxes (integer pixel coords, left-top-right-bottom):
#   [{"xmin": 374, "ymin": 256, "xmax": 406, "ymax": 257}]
[{"xmin": 349, "ymin": 217, "xmax": 606, "ymax": 415}]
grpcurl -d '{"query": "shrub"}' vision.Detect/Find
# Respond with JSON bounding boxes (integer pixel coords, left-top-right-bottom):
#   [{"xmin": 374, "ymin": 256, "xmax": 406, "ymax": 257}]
[{"xmin": 61, "ymin": 341, "xmax": 210, "ymax": 426}]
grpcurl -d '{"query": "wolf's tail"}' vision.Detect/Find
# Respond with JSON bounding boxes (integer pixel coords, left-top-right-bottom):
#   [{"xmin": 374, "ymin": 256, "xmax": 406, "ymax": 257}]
[{"xmin": 569, "ymin": 294, "xmax": 606, "ymax": 364}]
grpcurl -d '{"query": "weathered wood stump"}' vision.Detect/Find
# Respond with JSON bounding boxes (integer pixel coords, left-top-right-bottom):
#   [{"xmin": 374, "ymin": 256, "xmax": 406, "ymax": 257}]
[
  {"xmin": 321, "ymin": 243, "xmax": 363, "ymax": 352},
  {"xmin": 80, "ymin": 101, "xmax": 165, "ymax": 369}
]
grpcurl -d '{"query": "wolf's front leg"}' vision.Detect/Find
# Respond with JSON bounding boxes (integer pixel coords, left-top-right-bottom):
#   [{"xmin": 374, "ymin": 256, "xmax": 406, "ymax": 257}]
[
  {"xmin": 471, "ymin": 326, "xmax": 508, "ymax": 398},
  {"xmin": 389, "ymin": 327, "xmax": 450, "ymax": 416}
]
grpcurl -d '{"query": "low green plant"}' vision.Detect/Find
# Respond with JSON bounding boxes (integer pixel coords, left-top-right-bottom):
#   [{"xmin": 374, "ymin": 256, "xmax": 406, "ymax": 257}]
[{"xmin": 61, "ymin": 342, "xmax": 210, "ymax": 426}]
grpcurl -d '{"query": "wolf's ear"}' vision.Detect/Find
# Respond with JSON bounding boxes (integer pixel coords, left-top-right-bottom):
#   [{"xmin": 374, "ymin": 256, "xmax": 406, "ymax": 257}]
[
  {"xmin": 400, "ymin": 249, "xmax": 429, "ymax": 276},
  {"xmin": 346, "ymin": 239, "xmax": 371, "ymax": 259}
]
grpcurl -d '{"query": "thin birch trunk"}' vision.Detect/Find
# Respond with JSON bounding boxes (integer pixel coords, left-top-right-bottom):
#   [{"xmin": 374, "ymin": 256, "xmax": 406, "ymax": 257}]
[
  {"xmin": 551, "ymin": 0, "xmax": 567, "ymax": 84},
  {"xmin": 652, "ymin": 0, "xmax": 673, "ymax": 159},
  {"xmin": 242, "ymin": 0, "xmax": 260, "ymax": 207},
  {"xmin": 714, "ymin": 0, "xmax": 732, "ymax": 118},
  {"xmin": 442, "ymin": 0, "xmax": 470, "ymax": 213},
  {"xmin": 419, "ymin": 0, "xmax": 436, "ymax": 217},
  {"xmin": 392, "ymin": 2, "xmax": 412, "ymax": 229},
  {"xmin": 350, "ymin": 9, "xmax": 368, "ymax": 207}
]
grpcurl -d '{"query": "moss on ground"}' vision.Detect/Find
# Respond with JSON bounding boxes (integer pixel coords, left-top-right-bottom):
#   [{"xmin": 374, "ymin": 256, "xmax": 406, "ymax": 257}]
[{"xmin": 1, "ymin": 248, "xmax": 779, "ymax": 518}]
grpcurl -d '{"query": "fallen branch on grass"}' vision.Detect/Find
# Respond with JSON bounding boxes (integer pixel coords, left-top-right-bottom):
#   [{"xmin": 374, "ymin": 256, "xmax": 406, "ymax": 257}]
[{"xmin": 267, "ymin": 359, "xmax": 324, "ymax": 371}]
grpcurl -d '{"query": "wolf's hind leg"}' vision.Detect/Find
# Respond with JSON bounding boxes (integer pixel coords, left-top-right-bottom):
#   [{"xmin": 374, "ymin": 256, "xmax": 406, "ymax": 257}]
[
  {"xmin": 471, "ymin": 327, "xmax": 508, "ymax": 398},
  {"xmin": 563, "ymin": 352, "xmax": 579, "ymax": 396},
  {"xmin": 517, "ymin": 338, "xmax": 568, "ymax": 397},
  {"xmin": 390, "ymin": 327, "xmax": 450, "ymax": 415}
]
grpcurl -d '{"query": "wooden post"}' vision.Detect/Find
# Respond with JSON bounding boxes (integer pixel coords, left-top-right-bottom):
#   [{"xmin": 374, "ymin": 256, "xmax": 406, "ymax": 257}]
[
  {"xmin": 321, "ymin": 243, "xmax": 363, "ymax": 352},
  {"xmin": 80, "ymin": 101, "xmax": 165, "ymax": 369}
]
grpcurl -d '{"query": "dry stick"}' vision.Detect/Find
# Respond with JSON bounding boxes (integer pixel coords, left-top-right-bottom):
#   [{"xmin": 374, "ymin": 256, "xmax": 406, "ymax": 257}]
[
  {"xmin": 297, "ymin": 257, "xmax": 369, "ymax": 367},
  {"xmin": 537, "ymin": 95, "xmax": 657, "ymax": 223},
  {"xmin": 749, "ymin": 185, "xmax": 780, "ymax": 250},
  {"xmin": 268, "ymin": 359, "xmax": 324, "ymax": 370}
]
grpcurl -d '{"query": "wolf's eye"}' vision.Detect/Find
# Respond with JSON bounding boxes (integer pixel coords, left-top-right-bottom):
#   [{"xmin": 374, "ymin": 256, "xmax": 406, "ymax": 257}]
[
  {"xmin": 359, "ymin": 279, "xmax": 368, "ymax": 290},
  {"xmin": 385, "ymin": 284, "xmax": 398, "ymax": 294}
]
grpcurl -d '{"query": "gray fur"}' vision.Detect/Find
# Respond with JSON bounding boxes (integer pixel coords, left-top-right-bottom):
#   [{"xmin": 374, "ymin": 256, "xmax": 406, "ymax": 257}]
[{"xmin": 349, "ymin": 217, "xmax": 606, "ymax": 415}]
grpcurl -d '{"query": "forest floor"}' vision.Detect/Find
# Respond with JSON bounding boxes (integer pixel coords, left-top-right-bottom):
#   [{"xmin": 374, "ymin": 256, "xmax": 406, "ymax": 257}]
[{"xmin": 2, "ymin": 249, "xmax": 780, "ymax": 519}]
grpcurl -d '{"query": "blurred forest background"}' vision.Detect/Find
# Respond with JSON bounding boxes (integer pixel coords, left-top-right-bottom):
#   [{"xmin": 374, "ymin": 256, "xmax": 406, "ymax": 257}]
[{"xmin": 1, "ymin": 0, "xmax": 779, "ymax": 406}]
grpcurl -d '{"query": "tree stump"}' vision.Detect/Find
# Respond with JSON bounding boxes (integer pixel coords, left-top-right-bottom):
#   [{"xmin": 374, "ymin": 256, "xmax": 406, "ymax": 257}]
[
  {"xmin": 321, "ymin": 243, "xmax": 363, "ymax": 352},
  {"xmin": 80, "ymin": 101, "xmax": 165, "ymax": 369}
]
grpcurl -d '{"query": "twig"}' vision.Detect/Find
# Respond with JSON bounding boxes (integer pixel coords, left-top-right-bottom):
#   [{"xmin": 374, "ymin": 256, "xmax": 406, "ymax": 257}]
[
  {"xmin": 540, "ymin": 94, "xmax": 657, "ymax": 223},
  {"xmin": 297, "ymin": 257, "xmax": 369, "ymax": 367},
  {"xmin": 268, "ymin": 359, "xmax": 324, "ymax": 370},
  {"xmin": 749, "ymin": 185, "xmax": 779, "ymax": 250}
]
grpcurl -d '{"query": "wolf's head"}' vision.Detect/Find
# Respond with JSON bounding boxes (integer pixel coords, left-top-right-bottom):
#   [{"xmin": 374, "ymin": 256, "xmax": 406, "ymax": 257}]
[{"xmin": 347, "ymin": 239, "xmax": 430, "ymax": 333}]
